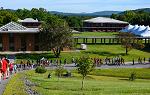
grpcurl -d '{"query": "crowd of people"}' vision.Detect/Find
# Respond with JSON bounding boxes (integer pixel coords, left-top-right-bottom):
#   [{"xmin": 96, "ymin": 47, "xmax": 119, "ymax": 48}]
[
  {"xmin": 0, "ymin": 56, "xmax": 150, "ymax": 84},
  {"xmin": 0, "ymin": 56, "xmax": 17, "ymax": 84}
]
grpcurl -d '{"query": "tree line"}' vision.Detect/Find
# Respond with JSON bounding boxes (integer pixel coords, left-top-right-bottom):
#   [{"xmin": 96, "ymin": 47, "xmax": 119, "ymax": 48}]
[
  {"xmin": 0, "ymin": 8, "xmax": 92, "ymax": 28},
  {"xmin": 111, "ymin": 10, "xmax": 150, "ymax": 26}
]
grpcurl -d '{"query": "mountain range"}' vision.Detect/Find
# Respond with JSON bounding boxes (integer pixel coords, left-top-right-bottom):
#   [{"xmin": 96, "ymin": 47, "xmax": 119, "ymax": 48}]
[
  {"xmin": 50, "ymin": 8, "xmax": 150, "ymax": 17},
  {"xmin": 50, "ymin": 11, "xmax": 121, "ymax": 17}
]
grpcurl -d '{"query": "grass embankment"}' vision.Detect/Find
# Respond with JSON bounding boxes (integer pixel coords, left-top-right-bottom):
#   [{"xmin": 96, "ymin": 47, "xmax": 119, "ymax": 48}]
[
  {"xmin": 91, "ymin": 68, "xmax": 150, "ymax": 79},
  {"xmin": 15, "ymin": 45, "xmax": 150, "ymax": 63},
  {"xmin": 73, "ymin": 32, "xmax": 118, "ymax": 37},
  {"xmin": 25, "ymin": 68, "xmax": 150, "ymax": 95}
]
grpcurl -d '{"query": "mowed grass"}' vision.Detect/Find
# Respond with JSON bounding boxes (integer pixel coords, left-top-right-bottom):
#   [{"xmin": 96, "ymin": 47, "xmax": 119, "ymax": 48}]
[
  {"xmin": 73, "ymin": 32, "xmax": 118, "ymax": 37},
  {"xmin": 24, "ymin": 69, "xmax": 150, "ymax": 95},
  {"xmin": 3, "ymin": 68, "xmax": 150, "ymax": 95},
  {"xmin": 15, "ymin": 45, "xmax": 150, "ymax": 63}
]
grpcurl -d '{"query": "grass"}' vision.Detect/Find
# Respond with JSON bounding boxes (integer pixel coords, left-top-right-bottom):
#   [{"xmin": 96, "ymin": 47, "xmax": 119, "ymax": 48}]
[
  {"xmin": 3, "ymin": 68, "xmax": 150, "ymax": 95},
  {"xmin": 15, "ymin": 45, "xmax": 150, "ymax": 63},
  {"xmin": 91, "ymin": 68, "xmax": 150, "ymax": 79},
  {"xmin": 73, "ymin": 32, "xmax": 118, "ymax": 37},
  {"xmin": 3, "ymin": 73, "xmax": 27, "ymax": 95}
]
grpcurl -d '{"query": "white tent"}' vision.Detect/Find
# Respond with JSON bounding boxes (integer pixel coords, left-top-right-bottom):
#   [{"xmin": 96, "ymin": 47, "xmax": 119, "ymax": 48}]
[
  {"xmin": 140, "ymin": 26, "xmax": 150, "ymax": 37},
  {"xmin": 120, "ymin": 24, "xmax": 134, "ymax": 32},
  {"xmin": 133, "ymin": 25, "xmax": 146, "ymax": 35},
  {"xmin": 130, "ymin": 25, "xmax": 139, "ymax": 33}
]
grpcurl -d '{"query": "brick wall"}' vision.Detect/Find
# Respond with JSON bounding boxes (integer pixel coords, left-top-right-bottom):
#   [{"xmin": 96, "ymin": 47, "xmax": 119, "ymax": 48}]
[
  {"xmin": 14, "ymin": 33, "xmax": 21, "ymax": 51},
  {"xmin": 2, "ymin": 33, "xmax": 9, "ymax": 51},
  {"xmin": 26, "ymin": 34, "xmax": 35, "ymax": 51}
]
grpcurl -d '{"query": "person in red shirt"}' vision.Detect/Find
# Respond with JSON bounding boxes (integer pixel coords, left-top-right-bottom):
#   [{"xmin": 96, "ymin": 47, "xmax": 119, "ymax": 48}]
[{"xmin": 1, "ymin": 56, "xmax": 8, "ymax": 80}]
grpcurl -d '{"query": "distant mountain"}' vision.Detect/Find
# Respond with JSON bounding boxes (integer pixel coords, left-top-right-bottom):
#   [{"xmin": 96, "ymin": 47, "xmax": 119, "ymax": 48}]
[
  {"xmin": 134, "ymin": 8, "xmax": 150, "ymax": 13},
  {"xmin": 50, "ymin": 11, "xmax": 122, "ymax": 17},
  {"xmin": 119, "ymin": 8, "xmax": 150, "ymax": 15}
]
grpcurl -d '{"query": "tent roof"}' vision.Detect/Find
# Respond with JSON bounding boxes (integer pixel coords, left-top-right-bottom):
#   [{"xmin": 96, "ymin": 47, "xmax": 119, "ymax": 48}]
[
  {"xmin": 120, "ymin": 24, "xmax": 134, "ymax": 32},
  {"xmin": 133, "ymin": 25, "xmax": 146, "ymax": 35}
]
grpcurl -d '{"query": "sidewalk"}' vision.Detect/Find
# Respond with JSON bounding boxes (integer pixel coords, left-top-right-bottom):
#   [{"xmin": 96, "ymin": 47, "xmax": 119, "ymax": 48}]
[{"xmin": 0, "ymin": 77, "xmax": 11, "ymax": 95}]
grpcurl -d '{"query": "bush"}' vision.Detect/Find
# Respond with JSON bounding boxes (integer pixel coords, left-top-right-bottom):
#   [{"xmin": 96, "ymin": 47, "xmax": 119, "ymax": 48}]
[
  {"xmin": 35, "ymin": 66, "xmax": 47, "ymax": 74},
  {"xmin": 129, "ymin": 72, "xmax": 136, "ymax": 81}
]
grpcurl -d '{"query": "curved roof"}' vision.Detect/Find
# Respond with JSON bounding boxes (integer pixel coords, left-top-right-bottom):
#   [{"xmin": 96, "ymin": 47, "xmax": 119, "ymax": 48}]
[{"xmin": 84, "ymin": 17, "xmax": 128, "ymax": 24}]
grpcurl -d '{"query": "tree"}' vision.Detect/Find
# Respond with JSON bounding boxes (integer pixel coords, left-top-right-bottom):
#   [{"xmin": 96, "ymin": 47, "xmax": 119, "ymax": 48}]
[
  {"xmin": 117, "ymin": 32, "xmax": 144, "ymax": 55},
  {"xmin": 55, "ymin": 63, "xmax": 64, "ymax": 81},
  {"xmin": 76, "ymin": 56, "xmax": 95, "ymax": 90},
  {"xmin": 39, "ymin": 16, "xmax": 73, "ymax": 58}
]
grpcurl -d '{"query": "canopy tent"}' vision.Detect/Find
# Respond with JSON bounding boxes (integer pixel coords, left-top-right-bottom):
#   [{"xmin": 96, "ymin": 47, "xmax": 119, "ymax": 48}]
[
  {"xmin": 133, "ymin": 25, "xmax": 146, "ymax": 35},
  {"xmin": 120, "ymin": 24, "xmax": 150, "ymax": 37},
  {"xmin": 120, "ymin": 24, "xmax": 134, "ymax": 32},
  {"xmin": 140, "ymin": 26, "xmax": 150, "ymax": 37},
  {"xmin": 130, "ymin": 25, "xmax": 139, "ymax": 33}
]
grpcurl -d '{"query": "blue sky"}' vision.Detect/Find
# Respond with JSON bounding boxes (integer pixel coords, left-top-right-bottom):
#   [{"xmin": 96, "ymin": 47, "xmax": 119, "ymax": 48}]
[{"xmin": 0, "ymin": 0, "xmax": 150, "ymax": 13}]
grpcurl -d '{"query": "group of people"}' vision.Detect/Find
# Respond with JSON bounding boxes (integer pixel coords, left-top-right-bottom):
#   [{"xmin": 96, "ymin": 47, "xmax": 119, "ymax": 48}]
[
  {"xmin": 0, "ymin": 56, "xmax": 17, "ymax": 84},
  {"xmin": 132, "ymin": 57, "xmax": 150, "ymax": 65},
  {"xmin": 92, "ymin": 56, "xmax": 125, "ymax": 66}
]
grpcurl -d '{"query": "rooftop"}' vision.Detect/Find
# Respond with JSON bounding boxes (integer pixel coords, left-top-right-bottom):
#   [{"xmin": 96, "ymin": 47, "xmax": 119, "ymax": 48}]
[
  {"xmin": 0, "ymin": 22, "xmax": 39, "ymax": 33},
  {"xmin": 84, "ymin": 17, "xmax": 128, "ymax": 24},
  {"xmin": 18, "ymin": 18, "xmax": 39, "ymax": 23}
]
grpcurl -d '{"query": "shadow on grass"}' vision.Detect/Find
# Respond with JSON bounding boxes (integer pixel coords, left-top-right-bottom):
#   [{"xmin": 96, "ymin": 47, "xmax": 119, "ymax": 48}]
[
  {"xmin": 83, "ymin": 51, "xmax": 126, "ymax": 57},
  {"xmin": 140, "ymin": 44, "xmax": 150, "ymax": 53},
  {"xmin": 15, "ymin": 53, "xmax": 56, "ymax": 60}
]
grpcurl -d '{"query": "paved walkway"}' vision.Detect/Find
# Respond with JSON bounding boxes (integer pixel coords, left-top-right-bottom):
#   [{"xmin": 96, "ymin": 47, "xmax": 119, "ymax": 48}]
[{"xmin": 0, "ymin": 77, "xmax": 11, "ymax": 95}]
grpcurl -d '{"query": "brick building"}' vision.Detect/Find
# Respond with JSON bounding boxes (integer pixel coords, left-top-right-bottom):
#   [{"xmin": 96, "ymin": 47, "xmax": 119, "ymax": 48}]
[
  {"xmin": 82, "ymin": 17, "xmax": 128, "ymax": 32},
  {"xmin": 0, "ymin": 18, "xmax": 41, "ymax": 51}
]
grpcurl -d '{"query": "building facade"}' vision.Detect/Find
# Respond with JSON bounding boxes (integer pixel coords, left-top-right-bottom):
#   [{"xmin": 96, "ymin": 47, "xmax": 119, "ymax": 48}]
[
  {"xmin": 82, "ymin": 17, "xmax": 128, "ymax": 32},
  {"xmin": 0, "ymin": 18, "xmax": 41, "ymax": 51}
]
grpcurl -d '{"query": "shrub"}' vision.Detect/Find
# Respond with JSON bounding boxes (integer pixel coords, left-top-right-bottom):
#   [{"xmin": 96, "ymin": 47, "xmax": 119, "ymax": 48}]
[
  {"xmin": 129, "ymin": 72, "xmax": 136, "ymax": 81},
  {"xmin": 35, "ymin": 66, "xmax": 47, "ymax": 74}
]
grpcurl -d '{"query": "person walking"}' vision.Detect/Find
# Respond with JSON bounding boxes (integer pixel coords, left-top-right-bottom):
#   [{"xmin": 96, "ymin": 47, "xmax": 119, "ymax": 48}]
[{"xmin": 1, "ymin": 56, "xmax": 8, "ymax": 80}]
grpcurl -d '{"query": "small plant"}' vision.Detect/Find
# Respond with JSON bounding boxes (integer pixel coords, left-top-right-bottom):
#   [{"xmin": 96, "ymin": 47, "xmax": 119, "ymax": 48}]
[
  {"xmin": 55, "ymin": 65, "xmax": 65, "ymax": 81},
  {"xmin": 76, "ymin": 56, "xmax": 95, "ymax": 90},
  {"xmin": 35, "ymin": 66, "xmax": 47, "ymax": 74},
  {"xmin": 129, "ymin": 72, "xmax": 136, "ymax": 81}
]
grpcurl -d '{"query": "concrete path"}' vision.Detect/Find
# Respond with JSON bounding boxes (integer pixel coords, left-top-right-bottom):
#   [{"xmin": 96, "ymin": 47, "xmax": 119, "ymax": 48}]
[
  {"xmin": 0, "ymin": 77, "xmax": 11, "ymax": 95},
  {"xmin": 48, "ymin": 62, "xmax": 150, "ymax": 70}
]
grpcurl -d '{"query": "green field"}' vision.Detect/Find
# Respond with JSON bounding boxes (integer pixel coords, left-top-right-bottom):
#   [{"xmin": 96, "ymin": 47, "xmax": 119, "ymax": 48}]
[
  {"xmin": 73, "ymin": 32, "xmax": 118, "ymax": 37},
  {"xmin": 3, "ymin": 68, "xmax": 150, "ymax": 95},
  {"xmin": 15, "ymin": 45, "xmax": 150, "ymax": 64}
]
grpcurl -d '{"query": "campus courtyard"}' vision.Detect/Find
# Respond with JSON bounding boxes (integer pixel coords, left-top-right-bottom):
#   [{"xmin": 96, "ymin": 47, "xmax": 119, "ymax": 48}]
[{"xmin": 0, "ymin": 1, "xmax": 150, "ymax": 94}]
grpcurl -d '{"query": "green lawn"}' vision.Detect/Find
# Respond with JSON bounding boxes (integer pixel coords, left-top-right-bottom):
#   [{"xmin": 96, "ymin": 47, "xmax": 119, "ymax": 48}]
[
  {"xmin": 73, "ymin": 32, "xmax": 118, "ymax": 37},
  {"xmin": 4, "ymin": 68, "xmax": 150, "ymax": 95},
  {"xmin": 15, "ymin": 45, "xmax": 150, "ymax": 63}
]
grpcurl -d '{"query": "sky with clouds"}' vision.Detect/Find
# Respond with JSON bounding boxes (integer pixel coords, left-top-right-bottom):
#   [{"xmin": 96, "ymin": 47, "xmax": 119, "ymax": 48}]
[{"xmin": 0, "ymin": 0, "xmax": 150, "ymax": 13}]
